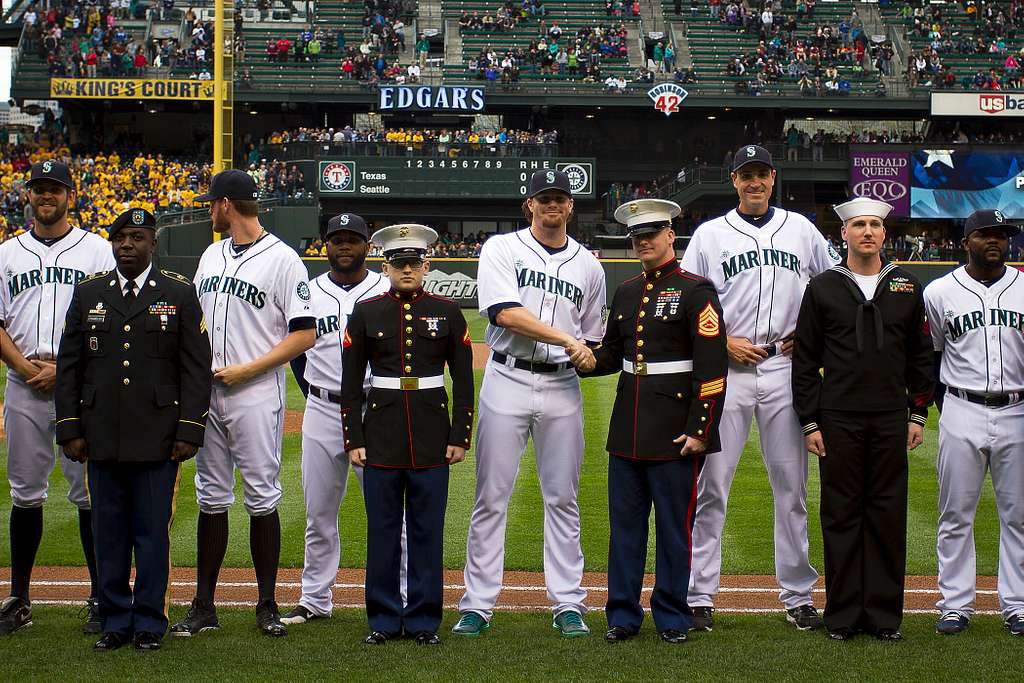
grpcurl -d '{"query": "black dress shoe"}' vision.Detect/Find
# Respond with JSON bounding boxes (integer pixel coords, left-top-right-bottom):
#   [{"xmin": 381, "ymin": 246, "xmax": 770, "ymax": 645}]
[
  {"xmin": 604, "ymin": 626, "xmax": 636, "ymax": 642},
  {"xmin": 94, "ymin": 632, "xmax": 130, "ymax": 651},
  {"xmin": 414, "ymin": 631, "xmax": 440, "ymax": 645},
  {"xmin": 875, "ymin": 629, "xmax": 903, "ymax": 641},
  {"xmin": 659, "ymin": 629, "xmax": 687, "ymax": 643},
  {"xmin": 364, "ymin": 631, "xmax": 389, "ymax": 644},
  {"xmin": 134, "ymin": 632, "xmax": 162, "ymax": 651},
  {"xmin": 827, "ymin": 628, "xmax": 855, "ymax": 641}
]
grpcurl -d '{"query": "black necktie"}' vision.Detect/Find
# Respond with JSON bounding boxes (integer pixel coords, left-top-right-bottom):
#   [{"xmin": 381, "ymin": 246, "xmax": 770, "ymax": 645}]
[{"xmin": 124, "ymin": 280, "xmax": 136, "ymax": 306}]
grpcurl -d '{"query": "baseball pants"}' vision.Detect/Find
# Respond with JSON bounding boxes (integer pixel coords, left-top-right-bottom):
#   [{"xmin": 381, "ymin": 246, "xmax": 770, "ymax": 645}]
[
  {"xmin": 689, "ymin": 356, "xmax": 818, "ymax": 610},
  {"xmin": 4, "ymin": 373, "xmax": 90, "ymax": 509},
  {"xmin": 363, "ymin": 464, "xmax": 448, "ymax": 636},
  {"xmin": 195, "ymin": 371, "xmax": 285, "ymax": 516},
  {"xmin": 936, "ymin": 393, "xmax": 1024, "ymax": 620},
  {"xmin": 818, "ymin": 409, "xmax": 908, "ymax": 633},
  {"xmin": 459, "ymin": 361, "xmax": 587, "ymax": 620},
  {"xmin": 298, "ymin": 393, "xmax": 406, "ymax": 616},
  {"xmin": 606, "ymin": 454, "xmax": 702, "ymax": 634}
]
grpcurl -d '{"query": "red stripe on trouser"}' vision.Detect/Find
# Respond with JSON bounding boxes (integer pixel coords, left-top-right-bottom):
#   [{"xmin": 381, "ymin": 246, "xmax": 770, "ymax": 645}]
[{"xmin": 685, "ymin": 456, "xmax": 699, "ymax": 563}]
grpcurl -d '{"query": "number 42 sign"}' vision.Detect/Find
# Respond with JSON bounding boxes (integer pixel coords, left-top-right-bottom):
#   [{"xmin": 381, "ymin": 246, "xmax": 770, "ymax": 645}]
[{"xmin": 647, "ymin": 83, "xmax": 689, "ymax": 117}]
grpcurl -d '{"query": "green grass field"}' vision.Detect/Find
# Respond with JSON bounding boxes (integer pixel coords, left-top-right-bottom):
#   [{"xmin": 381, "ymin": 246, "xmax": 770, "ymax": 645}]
[
  {"xmin": 0, "ymin": 316, "xmax": 1013, "ymax": 678},
  {"xmin": 0, "ymin": 313, "xmax": 1002, "ymax": 574}
]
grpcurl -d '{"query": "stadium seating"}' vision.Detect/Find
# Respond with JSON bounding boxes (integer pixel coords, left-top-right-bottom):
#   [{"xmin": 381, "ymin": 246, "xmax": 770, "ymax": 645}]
[{"xmin": 675, "ymin": 0, "xmax": 883, "ymax": 96}]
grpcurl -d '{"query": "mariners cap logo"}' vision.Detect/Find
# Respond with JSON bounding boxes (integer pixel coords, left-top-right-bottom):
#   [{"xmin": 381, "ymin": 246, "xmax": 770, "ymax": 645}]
[
  {"xmin": 339, "ymin": 214, "xmax": 350, "ymax": 225},
  {"xmin": 132, "ymin": 210, "xmax": 145, "ymax": 225},
  {"xmin": 42, "ymin": 160, "xmax": 53, "ymax": 173},
  {"xmin": 546, "ymin": 171, "xmax": 556, "ymax": 184},
  {"xmin": 994, "ymin": 210, "xmax": 1004, "ymax": 222},
  {"xmin": 746, "ymin": 146, "xmax": 756, "ymax": 158}
]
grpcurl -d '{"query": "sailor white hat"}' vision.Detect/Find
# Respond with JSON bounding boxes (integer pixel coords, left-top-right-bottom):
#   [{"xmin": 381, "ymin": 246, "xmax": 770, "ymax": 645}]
[
  {"xmin": 834, "ymin": 196, "xmax": 893, "ymax": 222},
  {"xmin": 371, "ymin": 223, "xmax": 439, "ymax": 261},
  {"xmin": 613, "ymin": 198, "xmax": 681, "ymax": 235}
]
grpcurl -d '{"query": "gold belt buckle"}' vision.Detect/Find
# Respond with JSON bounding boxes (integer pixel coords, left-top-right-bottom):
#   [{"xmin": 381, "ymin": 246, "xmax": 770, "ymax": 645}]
[
  {"xmin": 400, "ymin": 377, "xmax": 419, "ymax": 391},
  {"xmin": 634, "ymin": 362, "xmax": 648, "ymax": 376}
]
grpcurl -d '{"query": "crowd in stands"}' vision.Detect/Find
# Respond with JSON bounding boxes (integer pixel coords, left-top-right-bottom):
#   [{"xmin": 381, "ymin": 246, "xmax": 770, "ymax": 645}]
[
  {"xmin": 712, "ymin": 1, "xmax": 892, "ymax": 96},
  {"xmin": 249, "ymin": 126, "xmax": 559, "ymax": 157},
  {"xmin": 22, "ymin": 0, "xmax": 156, "ymax": 77},
  {"xmin": 904, "ymin": 0, "xmax": 1024, "ymax": 90},
  {"xmin": 244, "ymin": 160, "xmax": 309, "ymax": 199},
  {"xmin": 0, "ymin": 138, "xmax": 213, "ymax": 242},
  {"xmin": 466, "ymin": 21, "xmax": 629, "ymax": 83}
]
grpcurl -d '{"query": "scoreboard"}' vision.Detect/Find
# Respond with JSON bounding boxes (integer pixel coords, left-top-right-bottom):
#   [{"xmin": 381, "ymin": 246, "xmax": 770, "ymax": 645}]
[{"xmin": 317, "ymin": 157, "xmax": 596, "ymax": 199}]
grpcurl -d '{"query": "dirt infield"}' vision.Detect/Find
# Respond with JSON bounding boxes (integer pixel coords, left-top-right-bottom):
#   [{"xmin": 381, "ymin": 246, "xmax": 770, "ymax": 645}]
[{"xmin": 2, "ymin": 566, "xmax": 1002, "ymax": 614}]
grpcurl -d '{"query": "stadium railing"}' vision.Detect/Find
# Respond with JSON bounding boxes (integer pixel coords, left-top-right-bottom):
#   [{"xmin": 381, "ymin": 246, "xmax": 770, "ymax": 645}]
[{"xmin": 259, "ymin": 140, "xmax": 558, "ymax": 159}]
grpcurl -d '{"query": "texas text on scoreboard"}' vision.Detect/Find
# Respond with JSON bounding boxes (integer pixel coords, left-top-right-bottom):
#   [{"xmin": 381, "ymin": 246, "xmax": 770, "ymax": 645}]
[{"xmin": 317, "ymin": 158, "xmax": 596, "ymax": 199}]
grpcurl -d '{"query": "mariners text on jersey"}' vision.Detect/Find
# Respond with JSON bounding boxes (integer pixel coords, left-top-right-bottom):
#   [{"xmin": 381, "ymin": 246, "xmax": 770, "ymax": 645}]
[
  {"xmin": 7, "ymin": 266, "xmax": 89, "ymax": 299},
  {"xmin": 946, "ymin": 307, "xmax": 1024, "ymax": 340},
  {"xmin": 721, "ymin": 248, "xmax": 802, "ymax": 281},
  {"xmin": 315, "ymin": 314, "xmax": 340, "ymax": 338},
  {"xmin": 196, "ymin": 274, "xmax": 268, "ymax": 309},
  {"xmin": 515, "ymin": 265, "xmax": 585, "ymax": 310}
]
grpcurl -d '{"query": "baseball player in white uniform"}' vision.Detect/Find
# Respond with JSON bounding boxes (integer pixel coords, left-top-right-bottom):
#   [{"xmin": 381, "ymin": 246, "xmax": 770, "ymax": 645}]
[
  {"xmin": 0, "ymin": 161, "xmax": 115, "ymax": 636},
  {"xmin": 924, "ymin": 209, "xmax": 1024, "ymax": 638},
  {"xmin": 680, "ymin": 145, "xmax": 838, "ymax": 631},
  {"xmin": 454, "ymin": 169, "xmax": 606, "ymax": 638},
  {"xmin": 170, "ymin": 169, "xmax": 315, "ymax": 638},
  {"xmin": 280, "ymin": 213, "xmax": 405, "ymax": 625}
]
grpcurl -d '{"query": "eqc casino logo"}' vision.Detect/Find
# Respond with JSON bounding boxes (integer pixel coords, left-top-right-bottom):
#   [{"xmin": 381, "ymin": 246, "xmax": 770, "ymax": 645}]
[{"xmin": 321, "ymin": 161, "xmax": 355, "ymax": 192}]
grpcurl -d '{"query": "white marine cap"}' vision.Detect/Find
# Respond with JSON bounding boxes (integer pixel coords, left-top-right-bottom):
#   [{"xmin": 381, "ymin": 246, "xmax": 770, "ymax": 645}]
[
  {"xmin": 371, "ymin": 223, "xmax": 439, "ymax": 262},
  {"xmin": 613, "ymin": 198, "xmax": 681, "ymax": 235},
  {"xmin": 834, "ymin": 196, "xmax": 893, "ymax": 223}
]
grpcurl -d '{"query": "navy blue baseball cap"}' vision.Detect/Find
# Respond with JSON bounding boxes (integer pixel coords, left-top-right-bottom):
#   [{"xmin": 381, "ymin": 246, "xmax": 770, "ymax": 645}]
[
  {"xmin": 108, "ymin": 208, "xmax": 157, "ymax": 239},
  {"xmin": 322, "ymin": 212, "xmax": 369, "ymax": 240},
  {"xmin": 731, "ymin": 144, "xmax": 775, "ymax": 172},
  {"xmin": 195, "ymin": 169, "xmax": 259, "ymax": 202},
  {"xmin": 964, "ymin": 209, "xmax": 1020, "ymax": 238},
  {"xmin": 527, "ymin": 169, "xmax": 572, "ymax": 198},
  {"xmin": 26, "ymin": 160, "xmax": 74, "ymax": 190}
]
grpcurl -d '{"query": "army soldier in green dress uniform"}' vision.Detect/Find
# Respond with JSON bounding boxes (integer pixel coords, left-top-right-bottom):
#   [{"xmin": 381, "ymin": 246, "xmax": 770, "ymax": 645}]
[
  {"xmin": 579, "ymin": 199, "xmax": 729, "ymax": 643},
  {"xmin": 341, "ymin": 224, "xmax": 475, "ymax": 645},
  {"xmin": 55, "ymin": 209, "xmax": 212, "ymax": 651}
]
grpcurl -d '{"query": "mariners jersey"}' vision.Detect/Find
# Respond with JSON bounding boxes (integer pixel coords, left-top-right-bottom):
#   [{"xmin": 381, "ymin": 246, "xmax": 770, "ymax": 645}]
[
  {"xmin": 477, "ymin": 228, "xmax": 607, "ymax": 363},
  {"xmin": 193, "ymin": 232, "xmax": 312, "ymax": 369},
  {"xmin": 304, "ymin": 270, "xmax": 389, "ymax": 394},
  {"xmin": 0, "ymin": 228, "xmax": 115, "ymax": 361},
  {"xmin": 680, "ymin": 208, "xmax": 839, "ymax": 344},
  {"xmin": 923, "ymin": 265, "xmax": 1024, "ymax": 394}
]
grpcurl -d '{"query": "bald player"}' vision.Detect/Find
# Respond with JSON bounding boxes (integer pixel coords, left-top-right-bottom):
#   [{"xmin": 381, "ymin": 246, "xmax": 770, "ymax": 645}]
[
  {"xmin": 454, "ymin": 169, "xmax": 606, "ymax": 638},
  {"xmin": 172, "ymin": 170, "xmax": 315, "ymax": 638},
  {"xmin": 0, "ymin": 160, "xmax": 115, "ymax": 636},
  {"xmin": 924, "ymin": 209, "xmax": 1024, "ymax": 638},
  {"xmin": 680, "ymin": 144, "xmax": 839, "ymax": 631}
]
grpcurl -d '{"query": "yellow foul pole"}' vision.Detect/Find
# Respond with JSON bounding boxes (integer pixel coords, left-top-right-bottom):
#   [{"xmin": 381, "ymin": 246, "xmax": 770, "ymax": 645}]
[{"xmin": 212, "ymin": 0, "xmax": 234, "ymax": 239}]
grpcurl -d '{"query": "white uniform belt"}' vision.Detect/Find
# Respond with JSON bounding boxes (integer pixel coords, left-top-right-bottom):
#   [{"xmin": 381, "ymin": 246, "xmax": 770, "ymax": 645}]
[
  {"xmin": 622, "ymin": 359, "xmax": 693, "ymax": 375},
  {"xmin": 371, "ymin": 375, "xmax": 445, "ymax": 390}
]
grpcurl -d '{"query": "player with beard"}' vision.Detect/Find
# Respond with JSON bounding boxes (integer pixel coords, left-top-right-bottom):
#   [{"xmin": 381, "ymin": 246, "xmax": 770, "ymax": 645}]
[
  {"xmin": 281, "ymin": 213, "xmax": 396, "ymax": 625},
  {"xmin": 0, "ymin": 161, "xmax": 114, "ymax": 635}
]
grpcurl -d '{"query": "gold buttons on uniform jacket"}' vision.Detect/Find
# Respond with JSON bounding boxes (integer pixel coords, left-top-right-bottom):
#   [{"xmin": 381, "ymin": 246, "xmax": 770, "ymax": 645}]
[
  {"xmin": 701, "ymin": 417, "xmax": 707, "ymax": 422},
  {"xmin": 123, "ymin": 360, "xmax": 130, "ymax": 367},
  {"xmin": 406, "ymin": 339, "xmax": 413, "ymax": 347},
  {"xmin": 645, "ymin": 283, "xmax": 653, "ymax": 291},
  {"xmin": 405, "ymin": 353, "xmax": 412, "ymax": 360},
  {"xmin": 123, "ymin": 324, "xmax": 131, "ymax": 332},
  {"xmin": 123, "ymin": 343, "xmax": 130, "ymax": 350},
  {"xmin": 406, "ymin": 326, "xmax": 413, "ymax": 334},
  {"xmin": 405, "ymin": 365, "xmax": 412, "ymax": 373},
  {"xmin": 637, "ymin": 325, "xmax": 644, "ymax": 332},
  {"xmin": 642, "ymin": 297, "xmax": 650, "ymax": 303},
  {"xmin": 123, "ymin": 378, "xmax": 130, "ymax": 385},
  {"xmin": 654, "ymin": 271, "xmax": 661, "ymax": 278},
  {"xmin": 703, "ymin": 403, "xmax": 709, "ymax": 409},
  {"xmin": 637, "ymin": 354, "xmax": 645, "ymax": 361},
  {"xmin": 639, "ymin": 311, "xmax": 646, "ymax": 318},
  {"xmin": 404, "ymin": 303, "xmax": 411, "ymax": 310},
  {"xmin": 697, "ymin": 430, "xmax": 704, "ymax": 436},
  {"xmin": 377, "ymin": 331, "xmax": 384, "ymax": 337},
  {"xmin": 637, "ymin": 340, "xmax": 644, "ymax": 347},
  {"xmin": 677, "ymin": 393, "xmax": 683, "ymax": 399},
  {"xmin": 405, "ymin": 314, "xmax": 412, "ymax": 321}
]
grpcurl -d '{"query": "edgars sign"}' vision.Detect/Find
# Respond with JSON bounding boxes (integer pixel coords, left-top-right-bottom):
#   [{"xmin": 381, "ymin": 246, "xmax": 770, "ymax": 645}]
[{"xmin": 378, "ymin": 86, "xmax": 486, "ymax": 113}]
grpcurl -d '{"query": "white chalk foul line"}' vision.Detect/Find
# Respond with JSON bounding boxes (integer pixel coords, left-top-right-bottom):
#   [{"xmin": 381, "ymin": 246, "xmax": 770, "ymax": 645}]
[
  {"xmin": 25, "ymin": 599, "xmax": 1005, "ymax": 616},
  {"xmin": 2, "ymin": 580, "xmax": 997, "ymax": 596}
]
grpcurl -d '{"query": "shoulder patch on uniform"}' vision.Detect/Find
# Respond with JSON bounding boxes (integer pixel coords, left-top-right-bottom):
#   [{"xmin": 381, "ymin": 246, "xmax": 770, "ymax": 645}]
[
  {"xmin": 79, "ymin": 270, "xmax": 111, "ymax": 285},
  {"xmin": 697, "ymin": 302, "xmax": 720, "ymax": 337},
  {"xmin": 161, "ymin": 269, "xmax": 193, "ymax": 285}
]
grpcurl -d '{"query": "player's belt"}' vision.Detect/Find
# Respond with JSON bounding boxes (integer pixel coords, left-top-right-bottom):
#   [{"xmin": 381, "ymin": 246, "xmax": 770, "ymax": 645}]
[
  {"xmin": 947, "ymin": 387, "xmax": 1022, "ymax": 408},
  {"xmin": 371, "ymin": 375, "xmax": 445, "ymax": 391},
  {"xmin": 623, "ymin": 359, "xmax": 693, "ymax": 376},
  {"xmin": 757, "ymin": 342, "xmax": 781, "ymax": 358},
  {"xmin": 491, "ymin": 351, "xmax": 572, "ymax": 373},
  {"xmin": 309, "ymin": 385, "xmax": 342, "ymax": 404}
]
